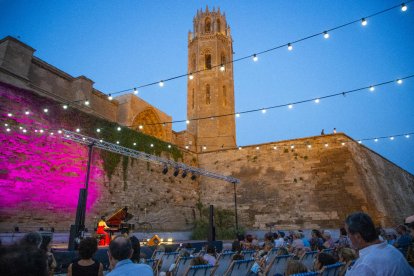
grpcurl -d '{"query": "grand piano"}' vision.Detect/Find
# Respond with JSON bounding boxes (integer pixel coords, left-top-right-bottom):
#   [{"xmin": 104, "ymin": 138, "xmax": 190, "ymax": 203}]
[{"xmin": 106, "ymin": 207, "xmax": 135, "ymax": 235}]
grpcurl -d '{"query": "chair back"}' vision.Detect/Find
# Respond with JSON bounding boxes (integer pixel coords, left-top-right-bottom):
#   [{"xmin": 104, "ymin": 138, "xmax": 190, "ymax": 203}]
[
  {"xmin": 264, "ymin": 254, "xmax": 291, "ymax": 276},
  {"xmin": 159, "ymin": 252, "xmax": 180, "ymax": 273},
  {"xmin": 300, "ymin": 250, "xmax": 318, "ymax": 271},
  {"xmin": 214, "ymin": 251, "xmax": 235, "ymax": 276},
  {"xmin": 321, "ymin": 248, "xmax": 333, "ymax": 254},
  {"xmin": 224, "ymin": 258, "xmax": 255, "ymax": 276},
  {"xmin": 142, "ymin": 259, "xmax": 159, "ymax": 274},
  {"xmin": 291, "ymin": 272, "xmax": 318, "ymax": 276},
  {"xmin": 196, "ymin": 250, "xmax": 206, "ymax": 257},
  {"xmin": 152, "ymin": 250, "xmax": 165, "ymax": 260},
  {"xmin": 320, "ymin": 262, "xmax": 345, "ymax": 276},
  {"xmin": 174, "ymin": 256, "xmax": 195, "ymax": 276},
  {"xmin": 241, "ymin": 250, "xmax": 255, "ymax": 259},
  {"xmin": 184, "ymin": 264, "xmax": 216, "ymax": 276}
]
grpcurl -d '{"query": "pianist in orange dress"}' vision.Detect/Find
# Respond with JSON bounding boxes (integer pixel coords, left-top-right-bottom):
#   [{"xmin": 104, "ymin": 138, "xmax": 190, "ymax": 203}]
[{"xmin": 96, "ymin": 216, "xmax": 110, "ymax": 246}]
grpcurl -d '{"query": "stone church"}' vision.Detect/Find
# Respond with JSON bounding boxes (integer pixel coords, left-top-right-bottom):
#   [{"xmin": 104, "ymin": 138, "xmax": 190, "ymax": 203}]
[{"xmin": 0, "ymin": 7, "xmax": 413, "ymax": 232}]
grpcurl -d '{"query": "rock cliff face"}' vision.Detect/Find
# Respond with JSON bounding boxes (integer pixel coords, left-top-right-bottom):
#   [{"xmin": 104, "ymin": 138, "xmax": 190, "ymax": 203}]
[{"xmin": 197, "ymin": 135, "xmax": 414, "ymax": 229}]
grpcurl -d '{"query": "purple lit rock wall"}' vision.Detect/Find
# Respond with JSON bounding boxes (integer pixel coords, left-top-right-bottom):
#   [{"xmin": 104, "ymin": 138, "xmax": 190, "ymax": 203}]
[{"xmin": 0, "ymin": 82, "xmax": 103, "ymax": 231}]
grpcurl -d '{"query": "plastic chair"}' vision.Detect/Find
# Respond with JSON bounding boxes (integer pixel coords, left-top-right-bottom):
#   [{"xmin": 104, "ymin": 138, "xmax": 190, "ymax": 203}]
[
  {"xmin": 319, "ymin": 262, "xmax": 345, "ymax": 276},
  {"xmin": 159, "ymin": 252, "xmax": 180, "ymax": 273},
  {"xmin": 241, "ymin": 250, "xmax": 255, "ymax": 259},
  {"xmin": 152, "ymin": 250, "xmax": 166, "ymax": 260},
  {"xmin": 300, "ymin": 250, "xmax": 318, "ymax": 271},
  {"xmin": 224, "ymin": 258, "xmax": 255, "ymax": 276},
  {"xmin": 173, "ymin": 256, "xmax": 195, "ymax": 276},
  {"xmin": 263, "ymin": 254, "xmax": 292, "ymax": 276}
]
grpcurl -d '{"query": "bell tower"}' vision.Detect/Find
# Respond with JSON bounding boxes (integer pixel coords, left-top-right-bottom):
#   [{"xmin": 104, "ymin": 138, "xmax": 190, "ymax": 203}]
[{"xmin": 187, "ymin": 6, "xmax": 236, "ymax": 152}]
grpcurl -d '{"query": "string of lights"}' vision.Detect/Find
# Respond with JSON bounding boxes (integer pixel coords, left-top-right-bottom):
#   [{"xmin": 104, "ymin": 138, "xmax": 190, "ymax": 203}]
[
  {"xmin": 107, "ymin": 1, "xmax": 412, "ymax": 97},
  {"xmin": 137, "ymin": 74, "xmax": 414, "ymax": 127},
  {"xmin": 1, "ymin": 114, "xmax": 412, "ymax": 152}
]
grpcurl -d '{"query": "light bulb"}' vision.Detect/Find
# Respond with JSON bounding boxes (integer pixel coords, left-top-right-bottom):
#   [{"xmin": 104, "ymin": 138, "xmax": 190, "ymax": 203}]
[
  {"xmin": 361, "ymin": 18, "xmax": 367, "ymax": 26},
  {"xmin": 314, "ymin": 99, "xmax": 320, "ymax": 104},
  {"xmin": 358, "ymin": 141, "xmax": 362, "ymax": 144},
  {"xmin": 273, "ymin": 146, "xmax": 277, "ymax": 150},
  {"xmin": 39, "ymin": 129, "xmax": 44, "ymax": 133},
  {"xmin": 323, "ymin": 31, "xmax": 329, "ymax": 39},
  {"xmin": 159, "ymin": 81, "xmax": 164, "ymax": 87},
  {"xmin": 238, "ymin": 147, "xmax": 242, "ymax": 150},
  {"xmin": 189, "ymin": 74, "xmax": 194, "ymax": 80},
  {"xmin": 133, "ymin": 142, "xmax": 137, "ymax": 146},
  {"xmin": 290, "ymin": 145, "xmax": 295, "ymax": 149},
  {"xmin": 117, "ymin": 127, "xmax": 121, "ymax": 131},
  {"xmin": 405, "ymin": 134, "xmax": 410, "ymax": 138},
  {"xmin": 341, "ymin": 142, "xmax": 345, "ymax": 146},
  {"xmin": 76, "ymin": 128, "xmax": 80, "ymax": 132},
  {"xmin": 58, "ymin": 130, "xmax": 62, "ymax": 134},
  {"xmin": 97, "ymin": 128, "xmax": 101, "ymax": 132},
  {"xmin": 252, "ymin": 54, "xmax": 258, "ymax": 62},
  {"xmin": 185, "ymin": 145, "xmax": 189, "ymax": 149},
  {"xmin": 401, "ymin": 3, "xmax": 407, "ymax": 12},
  {"xmin": 43, "ymin": 108, "xmax": 48, "ymax": 113},
  {"xmin": 261, "ymin": 109, "xmax": 266, "ymax": 114},
  {"xmin": 236, "ymin": 113, "xmax": 240, "ymax": 118},
  {"xmin": 390, "ymin": 137, "xmax": 395, "ymax": 140},
  {"xmin": 168, "ymin": 145, "xmax": 171, "ymax": 148},
  {"xmin": 133, "ymin": 88, "xmax": 138, "ymax": 94},
  {"xmin": 6, "ymin": 128, "xmax": 10, "ymax": 132},
  {"xmin": 84, "ymin": 100, "xmax": 90, "ymax": 106},
  {"xmin": 186, "ymin": 120, "xmax": 190, "ymax": 124},
  {"xmin": 397, "ymin": 79, "xmax": 403, "ymax": 84},
  {"xmin": 7, "ymin": 113, "xmax": 12, "ymax": 117},
  {"xmin": 22, "ymin": 129, "xmax": 27, "ymax": 133},
  {"xmin": 139, "ymin": 125, "xmax": 143, "ymax": 129},
  {"xmin": 307, "ymin": 145, "xmax": 312, "ymax": 149},
  {"xmin": 288, "ymin": 104, "xmax": 293, "ymax": 109},
  {"xmin": 99, "ymin": 139, "xmax": 103, "ymax": 143},
  {"xmin": 63, "ymin": 105, "xmax": 68, "ymax": 109},
  {"xmin": 256, "ymin": 147, "xmax": 260, "ymax": 150},
  {"xmin": 324, "ymin": 143, "xmax": 328, "ymax": 147},
  {"xmin": 287, "ymin": 43, "xmax": 293, "ymax": 51},
  {"xmin": 116, "ymin": 141, "xmax": 120, "ymax": 144},
  {"xmin": 203, "ymin": 146, "xmax": 207, "ymax": 150},
  {"xmin": 374, "ymin": 138, "xmax": 378, "ymax": 142},
  {"xmin": 108, "ymin": 94, "xmax": 113, "ymax": 100},
  {"xmin": 25, "ymin": 111, "xmax": 30, "ymax": 115},
  {"xmin": 220, "ymin": 64, "xmax": 225, "ymax": 71},
  {"xmin": 369, "ymin": 86, "xmax": 375, "ymax": 92}
]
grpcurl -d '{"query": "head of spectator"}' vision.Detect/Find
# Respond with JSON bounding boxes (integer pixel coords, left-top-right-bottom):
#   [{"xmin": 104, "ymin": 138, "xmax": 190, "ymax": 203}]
[
  {"xmin": 285, "ymin": 260, "xmax": 308, "ymax": 275},
  {"xmin": 0, "ymin": 243, "xmax": 48, "ymax": 276},
  {"xmin": 78, "ymin": 237, "xmax": 98, "ymax": 260},
  {"xmin": 314, "ymin": 252, "xmax": 337, "ymax": 271},
  {"xmin": 206, "ymin": 244, "xmax": 216, "ymax": 256},
  {"xmin": 20, "ymin": 232, "xmax": 42, "ymax": 248},
  {"xmin": 311, "ymin": 229, "xmax": 323, "ymax": 239},
  {"xmin": 190, "ymin": 256, "xmax": 208, "ymax": 266},
  {"xmin": 108, "ymin": 236, "xmax": 133, "ymax": 268},
  {"xmin": 39, "ymin": 234, "xmax": 52, "ymax": 252},
  {"xmin": 245, "ymin": 234, "xmax": 253, "ymax": 243},
  {"xmin": 276, "ymin": 247, "xmax": 289, "ymax": 256},
  {"xmin": 396, "ymin": 224, "xmax": 408, "ymax": 235},
  {"xmin": 129, "ymin": 236, "xmax": 141, "ymax": 263},
  {"xmin": 345, "ymin": 212, "xmax": 379, "ymax": 250},
  {"xmin": 237, "ymin": 233, "xmax": 245, "ymax": 241},
  {"xmin": 340, "ymin": 227, "xmax": 347, "ymax": 236},
  {"xmin": 323, "ymin": 230, "xmax": 332, "ymax": 240},
  {"xmin": 232, "ymin": 240, "xmax": 242, "ymax": 252},
  {"xmin": 338, "ymin": 247, "xmax": 357, "ymax": 263}
]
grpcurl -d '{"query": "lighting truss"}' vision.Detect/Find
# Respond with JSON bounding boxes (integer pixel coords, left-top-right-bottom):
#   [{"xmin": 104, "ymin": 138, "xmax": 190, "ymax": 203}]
[{"xmin": 62, "ymin": 129, "xmax": 240, "ymax": 184}]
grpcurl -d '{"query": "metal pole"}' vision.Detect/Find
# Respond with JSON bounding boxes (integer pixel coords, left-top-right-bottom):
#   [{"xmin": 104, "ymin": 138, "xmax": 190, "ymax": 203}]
[{"xmin": 233, "ymin": 182, "xmax": 239, "ymax": 233}]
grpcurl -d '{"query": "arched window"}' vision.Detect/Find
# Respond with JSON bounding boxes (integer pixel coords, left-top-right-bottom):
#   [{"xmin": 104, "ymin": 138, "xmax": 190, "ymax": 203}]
[
  {"xmin": 221, "ymin": 53, "xmax": 226, "ymax": 66},
  {"xmin": 205, "ymin": 54, "xmax": 212, "ymax": 70},
  {"xmin": 192, "ymin": 88, "xmax": 195, "ymax": 109},
  {"xmin": 206, "ymin": 84, "xmax": 210, "ymax": 105},
  {"xmin": 205, "ymin": 18, "xmax": 211, "ymax": 33},
  {"xmin": 217, "ymin": 19, "xmax": 221, "ymax": 32},
  {"xmin": 223, "ymin": 86, "xmax": 227, "ymax": 106},
  {"xmin": 192, "ymin": 54, "xmax": 196, "ymax": 72}
]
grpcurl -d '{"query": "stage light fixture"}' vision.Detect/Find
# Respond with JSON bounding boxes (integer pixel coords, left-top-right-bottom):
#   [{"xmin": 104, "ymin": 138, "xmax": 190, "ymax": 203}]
[
  {"xmin": 182, "ymin": 170, "xmax": 188, "ymax": 178},
  {"xmin": 162, "ymin": 165, "xmax": 168, "ymax": 174},
  {"xmin": 173, "ymin": 167, "xmax": 180, "ymax": 177}
]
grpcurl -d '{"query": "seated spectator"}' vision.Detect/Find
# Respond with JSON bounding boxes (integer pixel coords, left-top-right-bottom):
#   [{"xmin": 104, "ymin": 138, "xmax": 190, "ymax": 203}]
[
  {"xmin": 263, "ymin": 232, "xmax": 274, "ymax": 252},
  {"xmin": 20, "ymin": 231, "xmax": 43, "ymax": 248},
  {"xmin": 335, "ymin": 227, "xmax": 350, "ymax": 249},
  {"xmin": 299, "ymin": 231, "xmax": 310, "ymax": 248},
  {"xmin": 313, "ymin": 252, "xmax": 336, "ymax": 271},
  {"xmin": 290, "ymin": 231, "xmax": 305, "ymax": 254},
  {"xmin": 285, "ymin": 259, "xmax": 308, "ymax": 275},
  {"xmin": 0, "ymin": 243, "xmax": 48, "ymax": 276},
  {"xmin": 232, "ymin": 239, "xmax": 242, "ymax": 253},
  {"xmin": 407, "ymin": 222, "xmax": 414, "ymax": 266},
  {"xmin": 190, "ymin": 256, "xmax": 208, "ymax": 266},
  {"xmin": 242, "ymin": 234, "xmax": 254, "ymax": 250},
  {"xmin": 274, "ymin": 232, "xmax": 285, "ymax": 248},
  {"xmin": 39, "ymin": 235, "xmax": 56, "ymax": 276},
  {"xmin": 385, "ymin": 232, "xmax": 397, "ymax": 245},
  {"xmin": 107, "ymin": 236, "xmax": 153, "ymax": 275},
  {"xmin": 337, "ymin": 247, "xmax": 357, "ymax": 276},
  {"xmin": 322, "ymin": 230, "xmax": 335, "ymax": 249},
  {"xmin": 345, "ymin": 212, "xmax": 414, "ymax": 275},
  {"xmin": 309, "ymin": 229, "xmax": 324, "ymax": 251},
  {"xmin": 67, "ymin": 237, "xmax": 103, "ymax": 276},
  {"xmin": 394, "ymin": 224, "xmax": 413, "ymax": 256},
  {"xmin": 129, "ymin": 236, "xmax": 141, "ymax": 263},
  {"xmin": 202, "ymin": 244, "xmax": 217, "ymax": 266}
]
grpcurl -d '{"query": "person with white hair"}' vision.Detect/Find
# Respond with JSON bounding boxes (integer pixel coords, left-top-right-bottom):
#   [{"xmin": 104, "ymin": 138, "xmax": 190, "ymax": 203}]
[{"xmin": 322, "ymin": 230, "xmax": 334, "ymax": 249}]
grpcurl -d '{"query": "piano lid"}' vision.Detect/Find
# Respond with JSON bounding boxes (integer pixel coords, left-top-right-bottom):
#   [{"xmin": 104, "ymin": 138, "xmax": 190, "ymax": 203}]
[{"xmin": 106, "ymin": 207, "xmax": 133, "ymax": 226}]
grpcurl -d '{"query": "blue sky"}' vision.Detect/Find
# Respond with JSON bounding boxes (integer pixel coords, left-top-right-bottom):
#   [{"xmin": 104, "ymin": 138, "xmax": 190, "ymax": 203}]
[{"xmin": 1, "ymin": 0, "xmax": 414, "ymax": 173}]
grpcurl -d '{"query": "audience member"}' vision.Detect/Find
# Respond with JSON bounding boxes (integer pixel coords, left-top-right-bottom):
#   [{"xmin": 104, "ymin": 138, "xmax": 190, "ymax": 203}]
[
  {"xmin": 345, "ymin": 212, "xmax": 414, "ymax": 275},
  {"xmin": 274, "ymin": 232, "xmax": 284, "ymax": 248},
  {"xmin": 106, "ymin": 236, "xmax": 153, "ymax": 275},
  {"xmin": 394, "ymin": 224, "xmax": 413, "ymax": 256},
  {"xmin": 338, "ymin": 247, "xmax": 357, "ymax": 276},
  {"xmin": 20, "ymin": 231, "xmax": 43, "ymax": 248},
  {"xmin": 0, "ymin": 243, "xmax": 48, "ymax": 276},
  {"xmin": 67, "ymin": 237, "xmax": 103, "ymax": 276},
  {"xmin": 39, "ymin": 235, "xmax": 57, "ymax": 276},
  {"xmin": 285, "ymin": 259, "xmax": 308, "ymax": 275},
  {"xmin": 232, "ymin": 239, "xmax": 242, "ymax": 253},
  {"xmin": 322, "ymin": 230, "xmax": 335, "ymax": 249},
  {"xmin": 129, "ymin": 236, "xmax": 141, "ymax": 263},
  {"xmin": 190, "ymin": 256, "xmax": 208, "ymax": 266},
  {"xmin": 314, "ymin": 252, "xmax": 336, "ymax": 271},
  {"xmin": 202, "ymin": 244, "xmax": 217, "ymax": 266},
  {"xmin": 309, "ymin": 229, "xmax": 324, "ymax": 251},
  {"xmin": 335, "ymin": 227, "xmax": 351, "ymax": 249}
]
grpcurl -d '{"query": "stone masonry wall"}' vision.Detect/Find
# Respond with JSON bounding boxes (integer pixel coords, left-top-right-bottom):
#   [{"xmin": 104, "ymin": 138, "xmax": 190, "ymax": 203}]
[{"xmin": 197, "ymin": 134, "xmax": 414, "ymax": 230}]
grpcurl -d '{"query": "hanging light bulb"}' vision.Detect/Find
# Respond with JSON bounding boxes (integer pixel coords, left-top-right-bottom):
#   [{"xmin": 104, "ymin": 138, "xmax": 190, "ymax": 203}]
[
  {"xmin": 290, "ymin": 145, "xmax": 295, "ymax": 149},
  {"xmin": 133, "ymin": 88, "xmax": 138, "ymax": 95},
  {"xmin": 288, "ymin": 104, "xmax": 293, "ymax": 109},
  {"xmin": 7, "ymin": 113, "xmax": 12, "ymax": 117},
  {"xmin": 58, "ymin": 130, "xmax": 62, "ymax": 134},
  {"xmin": 361, "ymin": 18, "xmax": 367, "ymax": 26},
  {"xmin": 236, "ymin": 113, "xmax": 240, "ymax": 118},
  {"xmin": 22, "ymin": 129, "xmax": 27, "ymax": 133},
  {"xmin": 116, "ymin": 141, "xmax": 120, "ymax": 144},
  {"xmin": 390, "ymin": 137, "xmax": 395, "ymax": 140},
  {"xmin": 168, "ymin": 145, "xmax": 171, "ymax": 148},
  {"xmin": 189, "ymin": 73, "xmax": 194, "ymax": 80},
  {"xmin": 99, "ymin": 139, "xmax": 103, "ymax": 143},
  {"xmin": 220, "ymin": 64, "xmax": 225, "ymax": 71},
  {"xmin": 401, "ymin": 3, "xmax": 408, "ymax": 12},
  {"xmin": 6, "ymin": 128, "xmax": 11, "ymax": 132},
  {"xmin": 341, "ymin": 142, "xmax": 345, "ymax": 146},
  {"xmin": 185, "ymin": 145, "xmax": 189, "ymax": 149},
  {"xmin": 203, "ymin": 146, "xmax": 207, "ymax": 150},
  {"xmin": 84, "ymin": 100, "xmax": 90, "ymax": 106},
  {"xmin": 43, "ymin": 108, "xmax": 48, "ymax": 113},
  {"xmin": 76, "ymin": 128, "xmax": 80, "ymax": 133},
  {"xmin": 397, "ymin": 79, "xmax": 403, "ymax": 84},
  {"xmin": 405, "ymin": 134, "xmax": 410, "ymax": 138},
  {"xmin": 63, "ymin": 104, "xmax": 68, "ymax": 109},
  {"xmin": 256, "ymin": 147, "xmax": 260, "ymax": 150},
  {"xmin": 96, "ymin": 128, "xmax": 101, "ymax": 133},
  {"xmin": 117, "ymin": 126, "xmax": 121, "ymax": 131},
  {"xmin": 25, "ymin": 111, "xmax": 30, "ymax": 115},
  {"xmin": 273, "ymin": 146, "xmax": 277, "ymax": 150},
  {"xmin": 287, "ymin": 43, "xmax": 293, "ymax": 51},
  {"xmin": 150, "ymin": 143, "xmax": 154, "ymax": 147},
  {"xmin": 374, "ymin": 138, "xmax": 378, "ymax": 142},
  {"xmin": 261, "ymin": 109, "xmax": 266, "ymax": 114},
  {"xmin": 307, "ymin": 144, "xmax": 312, "ymax": 149},
  {"xmin": 139, "ymin": 125, "xmax": 143, "ymax": 129},
  {"xmin": 358, "ymin": 140, "xmax": 362, "ymax": 144},
  {"xmin": 369, "ymin": 86, "xmax": 375, "ymax": 92},
  {"xmin": 252, "ymin": 54, "xmax": 258, "ymax": 62},
  {"xmin": 186, "ymin": 120, "xmax": 190, "ymax": 124},
  {"xmin": 159, "ymin": 81, "xmax": 164, "ymax": 87},
  {"xmin": 314, "ymin": 99, "xmax": 320, "ymax": 104},
  {"xmin": 108, "ymin": 94, "xmax": 113, "ymax": 100},
  {"xmin": 323, "ymin": 31, "xmax": 330, "ymax": 39},
  {"xmin": 324, "ymin": 143, "xmax": 329, "ymax": 147},
  {"xmin": 238, "ymin": 147, "xmax": 242, "ymax": 150}
]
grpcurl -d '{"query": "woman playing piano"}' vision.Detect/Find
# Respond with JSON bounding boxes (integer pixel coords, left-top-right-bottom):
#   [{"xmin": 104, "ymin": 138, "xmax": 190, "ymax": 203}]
[{"xmin": 96, "ymin": 216, "xmax": 110, "ymax": 246}]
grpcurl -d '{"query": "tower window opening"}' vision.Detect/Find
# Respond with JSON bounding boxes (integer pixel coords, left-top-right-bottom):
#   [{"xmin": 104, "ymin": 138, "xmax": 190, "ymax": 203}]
[
  {"xmin": 217, "ymin": 19, "xmax": 221, "ymax": 32},
  {"xmin": 206, "ymin": 84, "xmax": 211, "ymax": 105},
  {"xmin": 205, "ymin": 18, "xmax": 211, "ymax": 33},
  {"xmin": 205, "ymin": 54, "xmax": 212, "ymax": 70},
  {"xmin": 192, "ymin": 88, "xmax": 195, "ymax": 109},
  {"xmin": 223, "ymin": 85, "xmax": 227, "ymax": 106},
  {"xmin": 221, "ymin": 53, "xmax": 226, "ymax": 66},
  {"xmin": 192, "ymin": 54, "xmax": 196, "ymax": 72}
]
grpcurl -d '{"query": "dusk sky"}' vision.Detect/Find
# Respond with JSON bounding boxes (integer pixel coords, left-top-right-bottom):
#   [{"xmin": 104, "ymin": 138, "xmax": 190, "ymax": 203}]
[{"xmin": 1, "ymin": 0, "xmax": 413, "ymax": 173}]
